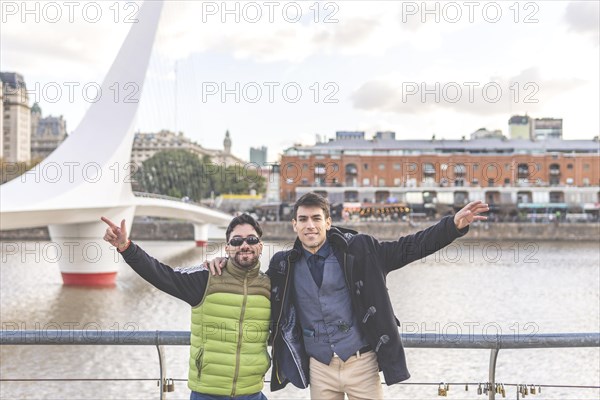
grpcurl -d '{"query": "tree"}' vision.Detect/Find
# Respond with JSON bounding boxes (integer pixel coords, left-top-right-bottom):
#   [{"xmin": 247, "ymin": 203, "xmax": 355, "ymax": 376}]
[
  {"xmin": 0, "ymin": 158, "xmax": 43, "ymax": 185},
  {"xmin": 134, "ymin": 150, "xmax": 266, "ymax": 201}
]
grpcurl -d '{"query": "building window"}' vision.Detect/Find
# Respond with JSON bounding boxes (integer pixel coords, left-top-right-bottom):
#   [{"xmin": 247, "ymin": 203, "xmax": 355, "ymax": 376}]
[
  {"xmin": 378, "ymin": 178, "xmax": 386, "ymax": 186},
  {"xmin": 363, "ymin": 163, "xmax": 369, "ymax": 170},
  {"xmin": 363, "ymin": 178, "xmax": 370, "ymax": 186},
  {"xmin": 567, "ymin": 163, "xmax": 573, "ymax": 170},
  {"xmin": 379, "ymin": 163, "xmax": 385, "ymax": 170},
  {"xmin": 344, "ymin": 191, "xmax": 359, "ymax": 202},
  {"xmin": 393, "ymin": 163, "xmax": 401, "ymax": 170},
  {"xmin": 549, "ymin": 163, "xmax": 560, "ymax": 185},
  {"xmin": 345, "ymin": 163, "xmax": 358, "ymax": 186},
  {"xmin": 394, "ymin": 178, "xmax": 401, "ymax": 186},
  {"xmin": 422, "ymin": 163, "xmax": 435, "ymax": 184}
]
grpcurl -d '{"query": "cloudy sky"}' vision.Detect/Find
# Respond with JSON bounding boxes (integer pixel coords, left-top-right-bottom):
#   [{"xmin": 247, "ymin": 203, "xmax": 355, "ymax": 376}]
[{"xmin": 1, "ymin": 0, "xmax": 599, "ymax": 162}]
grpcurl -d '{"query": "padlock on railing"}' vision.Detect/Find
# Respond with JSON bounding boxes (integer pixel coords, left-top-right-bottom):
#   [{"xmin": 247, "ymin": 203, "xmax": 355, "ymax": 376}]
[{"xmin": 162, "ymin": 378, "xmax": 175, "ymax": 392}]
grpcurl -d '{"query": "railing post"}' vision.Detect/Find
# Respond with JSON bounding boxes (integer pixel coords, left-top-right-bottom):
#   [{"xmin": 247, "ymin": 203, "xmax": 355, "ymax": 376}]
[
  {"xmin": 156, "ymin": 344, "xmax": 166, "ymax": 400},
  {"xmin": 488, "ymin": 348, "xmax": 499, "ymax": 400}
]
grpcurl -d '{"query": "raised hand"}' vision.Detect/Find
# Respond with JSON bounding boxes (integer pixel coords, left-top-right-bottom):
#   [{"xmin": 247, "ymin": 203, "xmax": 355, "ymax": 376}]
[
  {"xmin": 453, "ymin": 200, "xmax": 489, "ymax": 230},
  {"xmin": 101, "ymin": 217, "xmax": 129, "ymax": 251}
]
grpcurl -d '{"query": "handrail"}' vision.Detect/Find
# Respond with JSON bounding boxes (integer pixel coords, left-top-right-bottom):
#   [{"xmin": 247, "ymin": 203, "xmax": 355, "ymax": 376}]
[
  {"xmin": 2, "ymin": 331, "xmax": 599, "ymax": 400},
  {"xmin": 2, "ymin": 330, "xmax": 598, "ymax": 348}
]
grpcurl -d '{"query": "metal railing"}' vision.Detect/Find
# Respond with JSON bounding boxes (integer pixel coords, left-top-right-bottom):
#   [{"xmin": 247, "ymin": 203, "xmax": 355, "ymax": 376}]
[{"xmin": 1, "ymin": 331, "xmax": 599, "ymax": 399}]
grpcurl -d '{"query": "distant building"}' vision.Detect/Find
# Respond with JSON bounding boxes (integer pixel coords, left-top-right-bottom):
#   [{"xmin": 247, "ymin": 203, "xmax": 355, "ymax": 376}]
[
  {"xmin": 508, "ymin": 115, "xmax": 531, "ymax": 140},
  {"xmin": 210, "ymin": 130, "xmax": 246, "ymax": 166},
  {"xmin": 30, "ymin": 103, "xmax": 68, "ymax": 160},
  {"xmin": 280, "ymin": 134, "xmax": 599, "ymax": 203},
  {"xmin": 0, "ymin": 85, "xmax": 3, "ymax": 157},
  {"xmin": 1, "ymin": 72, "xmax": 31, "ymax": 162},
  {"xmin": 471, "ymin": 128, "xmax": 505, "ymax": 140},
  {"xmin": 264, "ymin": 164, "xmax": 280, "ymax": 202},
  {"xmin": 131, "ymin": 129, "xmax": 245, "ymax": 166},
  {"xmin": 509, "ymin": 115, "xmax": 563, "ymax": 141},
  {"xmin": 223, "ymin": 129, "xmax": 232, "ymax": 155},
  {"xmin": 250, "ymin": 146, "xmax": 267, "ymax": 165},
  {"xmin": 533, "ymin": 118, "xmax": 562, "ymax": 140},
  {"xmin": 374, "ymin": 131, "xmax": 396, "ymax": 140},
  {"xmin": 336, "ymin": 131, "xmax": 365, "ymax": 140}
]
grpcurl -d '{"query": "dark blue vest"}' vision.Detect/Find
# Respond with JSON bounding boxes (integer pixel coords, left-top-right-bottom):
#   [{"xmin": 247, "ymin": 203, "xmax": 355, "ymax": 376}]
[{"xmin": 293, "ymin": 250, "xmax": 368, "ymax": 364}]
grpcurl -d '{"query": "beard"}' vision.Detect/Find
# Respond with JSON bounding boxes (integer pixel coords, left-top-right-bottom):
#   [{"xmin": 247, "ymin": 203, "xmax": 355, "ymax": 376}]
[{"xmin": 233, "ymin": 250, "xmax": 259, "ymax": 268}]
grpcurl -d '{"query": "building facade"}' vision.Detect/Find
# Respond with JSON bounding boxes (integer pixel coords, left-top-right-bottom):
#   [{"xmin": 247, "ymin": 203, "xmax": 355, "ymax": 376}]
[
  {"xmin": 533, "ymin": 118, "xmax": 563, "ymax": 140},
  {"xmin": 1, "ymin": 72, "xmax": 31, "ymax": 162},
  {"xmin": 250, "ymin": 146, "xmax": 267, "ymax": 165},
  {"xmin": 30, "ymin": 103, "xmax": 68, "ymax": 160},
  {"xmin": 509, "ymin": 115, "xmax": 531, "ymax": 140},
  {"xmin": 131, "ymin": 129, "xmax": 246, "ymax": 167},
  {"xmin": 279, "ymin": 134, "xmax": 600, "ymax": 217}
]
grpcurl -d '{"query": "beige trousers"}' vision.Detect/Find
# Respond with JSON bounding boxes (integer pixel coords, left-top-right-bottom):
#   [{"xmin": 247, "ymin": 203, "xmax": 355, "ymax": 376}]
[{"xmin": 309, "ymin": 351, "xmax": 384, "ymax": 400}]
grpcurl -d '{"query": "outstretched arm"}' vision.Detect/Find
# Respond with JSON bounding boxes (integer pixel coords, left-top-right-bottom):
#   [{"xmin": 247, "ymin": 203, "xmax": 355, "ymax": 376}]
[
  {"xmin": 375, "ymin": 201, "xmax": 488, "ymax": 273},
  {"xmin": 101, "ymin": 216, "xmax": 208, "ymax": 306}
]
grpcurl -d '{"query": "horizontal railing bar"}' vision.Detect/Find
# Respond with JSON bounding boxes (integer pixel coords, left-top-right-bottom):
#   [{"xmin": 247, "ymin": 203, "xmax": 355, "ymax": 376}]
[
  {"xmin": 0, "ymin": 378, "xmax": 159, "ymax": 382},
  {"xmin": 1, "ymin": 331, "xmax": 598, "ymax": 349},
  {"xmin": 0, "ymin": 330, "xmax": 189, "ymax": 346},
  {"xmin": 0, "ymin": 378, "xmax": 598, "ymax": 390},
  {"xmin": 401, "ymin": 332, "xmax": 600, "ymax": 349}
]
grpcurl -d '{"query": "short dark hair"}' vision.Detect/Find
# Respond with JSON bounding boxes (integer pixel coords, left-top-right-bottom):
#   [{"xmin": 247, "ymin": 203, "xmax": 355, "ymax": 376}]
[
  {"xmin": 225, "ymin": 213, "xmax": 263, "ymax": 242},
  {"xmin": 293, "ymin": 192, "xmax": 330, "ymax": 220}
]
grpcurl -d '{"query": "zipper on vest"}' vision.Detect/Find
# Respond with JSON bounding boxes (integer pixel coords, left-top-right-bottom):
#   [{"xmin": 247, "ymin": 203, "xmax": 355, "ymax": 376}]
[
  {"xmin": 195, "ymin": 347, "xmax": 204, "ymax": 379},
  {"xmin": 231, "ymin": 274, "xmax": 248, "ymax": 396}
]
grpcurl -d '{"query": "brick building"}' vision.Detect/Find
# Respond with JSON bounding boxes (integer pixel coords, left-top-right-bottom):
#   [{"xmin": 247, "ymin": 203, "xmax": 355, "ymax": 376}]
[{"xmin": 279, "ymin": 135, "xmax": 599, "ymax": 218}]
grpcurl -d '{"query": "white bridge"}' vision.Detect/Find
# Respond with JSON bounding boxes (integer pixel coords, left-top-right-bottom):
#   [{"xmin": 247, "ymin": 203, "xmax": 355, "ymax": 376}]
[{"xmin": 0, "ymin": 0, "xmax": 232, "ymax": 286}]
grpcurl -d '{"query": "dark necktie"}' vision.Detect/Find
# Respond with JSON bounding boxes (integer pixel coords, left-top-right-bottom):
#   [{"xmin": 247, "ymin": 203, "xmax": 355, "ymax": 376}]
[{"xmin": 308, "ymin": 254, "xmax": 324, "ymax": 288}]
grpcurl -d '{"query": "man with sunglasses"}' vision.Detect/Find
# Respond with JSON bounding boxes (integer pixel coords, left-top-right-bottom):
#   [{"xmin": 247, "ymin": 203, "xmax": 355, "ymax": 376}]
[
  {"xmin": 209, "ymin": 192, "xmax": 488, "ymax": 399},
  {"xmin": 101, "ymin": 214, "xmax": 271, "ymax": 400}
]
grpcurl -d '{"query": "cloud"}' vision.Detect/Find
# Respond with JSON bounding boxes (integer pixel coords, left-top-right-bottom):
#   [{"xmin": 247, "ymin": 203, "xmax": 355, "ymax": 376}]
[
  {"xmin": 151, "ymin": 2, "xmax": 394, "ymax": 63},
  {"xmin": 564, "ymin": 2, "xmax": 600, "ymax": 45},
  {"xmin": 350, "ymin": 68, "xmax": 586, "ymax": 117}
]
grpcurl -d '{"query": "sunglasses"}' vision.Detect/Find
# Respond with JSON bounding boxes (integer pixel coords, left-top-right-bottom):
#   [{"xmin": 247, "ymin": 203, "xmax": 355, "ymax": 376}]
[{"xmin": 228, "ymin": 236, "xmax": 261, "ymax": 246}]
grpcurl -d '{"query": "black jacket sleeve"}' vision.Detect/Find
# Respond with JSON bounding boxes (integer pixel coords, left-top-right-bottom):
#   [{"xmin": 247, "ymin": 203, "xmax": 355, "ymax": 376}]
[
  {"xmin": 372, "ymin": 215, "xmax": 469, "ymax": 274},
  {"xmin": 119, "ymin": 242, "xmax": 209, "ymax": 306}
]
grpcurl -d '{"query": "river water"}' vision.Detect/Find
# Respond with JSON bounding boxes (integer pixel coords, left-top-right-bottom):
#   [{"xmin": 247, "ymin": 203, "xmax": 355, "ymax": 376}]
[{"xmin": 1, "ymin": 239, "xmax": 599, "ymax": 399}]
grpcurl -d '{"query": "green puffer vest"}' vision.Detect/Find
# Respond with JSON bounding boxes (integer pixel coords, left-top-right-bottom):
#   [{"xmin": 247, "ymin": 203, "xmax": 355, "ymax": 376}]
[{"xmin": 188, "ymin": 259, "xmax": 271, "ymax": 396}]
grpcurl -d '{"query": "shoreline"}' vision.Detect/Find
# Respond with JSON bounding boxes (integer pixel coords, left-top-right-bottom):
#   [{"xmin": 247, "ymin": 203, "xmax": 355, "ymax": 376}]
[{"xmin": 1, "ymin": 220, "xmax": 598, "ymax": 242}]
